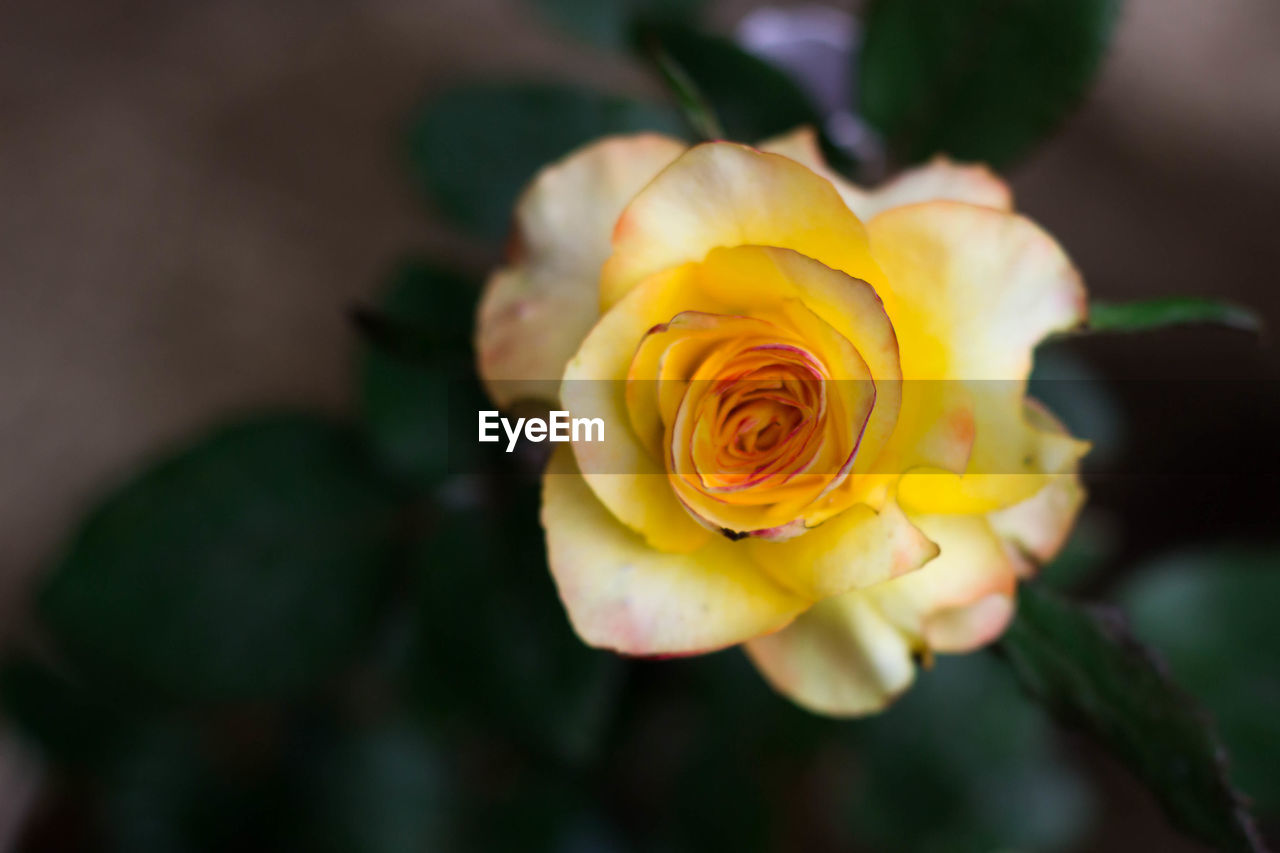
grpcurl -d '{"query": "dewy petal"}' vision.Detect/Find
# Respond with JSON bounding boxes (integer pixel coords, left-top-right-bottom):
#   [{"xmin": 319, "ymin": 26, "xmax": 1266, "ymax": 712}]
[
  {"xmin": 746, "ymin": 498, "xmax": 939, "ymax": 601},
  {"xmin": 542, "ymin": 446, "xmax": 808, "ymax": 655},
  {"xmin": 476, "ymin": 134, "xmax": 686, "ymax": 407},
  {"xmin": 759, "ymin": 126, "xmax": 1013, "ymax": 219},
  {"xmin": 867, "ymin": 513, "xmax": 1018, "ymax": 654},
  {"xmin": 600, "ymin": 142, "xmax": 891, "ymax": 311},
  {"xmin": 744, "ymin": 591, "xmax": 916, "ymax": 717}
]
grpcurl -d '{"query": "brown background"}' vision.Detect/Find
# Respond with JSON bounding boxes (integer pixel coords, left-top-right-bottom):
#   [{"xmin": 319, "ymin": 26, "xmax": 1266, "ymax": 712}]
[{"xmin": 1, "ymin": 0, "xmax": 1278, "ymax": 848}]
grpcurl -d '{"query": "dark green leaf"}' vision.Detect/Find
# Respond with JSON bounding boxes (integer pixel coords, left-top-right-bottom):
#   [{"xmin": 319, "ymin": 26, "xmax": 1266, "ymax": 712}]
[
  {"xmin": 103, "ymin": 722, "xmax": 273, "ymax": 853},
  {"xmin": 639, "ymin": 24, "xmax": 825, "ymax": 142},
  {"xmin": 999, "ymin": 583, "xmax": 1267, "ymax": 852},
  {"xmin": 39, "ymin": 414, "xmax": 400, "ymax": 703},
  {"xmin": 299, "ymin": 723, "xmax": 456, "ymax": 853},
  {"xmin": 847, "ymin": 654, "xmax": 1093, "ymax": 853},
  {"xmin": 409, "ymin": 484, "xmax": 624, "ymax": 765},
  {"xmin": 1119, "ymin": 549, "xmax": 1280, "ymax": 814},
  {"xmin": 407, "ymin": 84, "xmax": 685, "ymax": 239},
  {"xmin": 1088, "ymin": 297, "xmax": 1263, "ymax": 333},
  {"xmin": 528, "ymin": 0, "xmax": 706, "ymax": 49},
  {"xmin": 860, "ymin": 0, "xmax": 1123, "ymax": 166},
  {"xmin": 358, "ymin": 260, "xmax": 485, "ymax": 489},
  {"xmin": 648, "ymin": 44, "xmax": 724, "ymax": 141},
  {"xmin": 461, "ymin": 768, "xmax": 624, "ymax": 853},
  {"xmin": 0, "ymin": 657, "xmax": 137, "ymax": 765}
]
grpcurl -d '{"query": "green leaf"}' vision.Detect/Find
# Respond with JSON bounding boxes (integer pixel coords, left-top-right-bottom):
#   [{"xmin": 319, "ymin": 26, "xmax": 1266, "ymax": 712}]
[
  {"xmin": 648, "ymin": 44, "xmax": 724, "ymax": 141},
  {"xmin": 860, "ymin": 0, "xmax": 1123, "ymax": 166},
  {"xmin": 1119, "ymin": 549, "xmax": 1280, "ymax": 815},
  {"xmin": 358, "ymin": 260, "xmax": 486, "ymax": 489},
  {"xmin": 528, "ymin": 0, "xmax": 706, "ymax": 49},
  {"xmin": 639, "ymin": 24, "xmax": 825, "ymax": 143},
  {"xmin": 603, "ymin": 653, "xmax": 797, "ymax": 853},
  {"xmin": 406, "ymin": 83, "xmax": 685, "ymax": 239},
  {"xmin": 39, "ymin": 414, "xmax": 400, "ymax": 703},
  {"xmin": 847, "ymin": 654, "xmax": 1094, "ymax": 853},
  {"xmin": 408, "ymin": 485, "xmax": 624, "ymax": 765},
  {"xmin": 459, "ymin": 768, "xmax": 623, "ymax": 853},
  {"xmin": 999, "ymin": 583, "xmax": 1267, "ymax": 852},
  {"xmin": 298, "ymin": 722, "xmax": 457, "ymax": 853},
  {"xmin": 102, "ymin": 721, "xmax": 272, "ymax": 853},
  {"xmin": 1087, "ymin": 297, "xmax": 1263, "ymax": 333},
  {"xmin": 0, "ymin": 657, "xmax": 137, "ymax": 765}
]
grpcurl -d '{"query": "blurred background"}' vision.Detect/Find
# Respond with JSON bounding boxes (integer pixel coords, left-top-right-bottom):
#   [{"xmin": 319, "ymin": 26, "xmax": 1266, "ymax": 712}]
[{"xmin": 1, "ymin": 0, "xmax": 1278, "ymax": 850}]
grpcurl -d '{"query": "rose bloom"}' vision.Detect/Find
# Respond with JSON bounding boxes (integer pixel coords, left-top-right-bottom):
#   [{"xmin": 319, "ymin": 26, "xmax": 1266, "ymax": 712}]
[{"xmin": 476, "ymin": 128, "xmax": 1088, "ymax": 716}]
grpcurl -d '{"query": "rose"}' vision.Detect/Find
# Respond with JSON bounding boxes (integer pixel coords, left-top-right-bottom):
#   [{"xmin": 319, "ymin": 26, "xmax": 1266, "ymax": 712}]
[{"xmin": 476, "ymin": 127, "xmax": 1088, "ymax": 716}]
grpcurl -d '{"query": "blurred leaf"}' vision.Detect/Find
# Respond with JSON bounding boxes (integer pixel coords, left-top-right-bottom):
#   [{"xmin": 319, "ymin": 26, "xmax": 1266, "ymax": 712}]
[
  {"xmin": 358, "ymin": 260, "xmax": 487, "ymax": 490},
  {"xmin": 0, "ymin": 657, "xmax": 136, "ymax": 765},
  {"xmin": 668, "ymin": 654, "xmax": 800, "ymax": 852},
  {"xmin": 847, "ymin": 654, "xmax": 1093, "ymax": 853},
  {"xmin": 461, "ymin": 767, "xmax": 625, "ymax": 853},
  {"xmin": 409, "ymin": 484, "xmax": 624, "ymax": 765},
  {"xmin": 648, "ymin": 44, "xmax": 724, "ymax": 141},
  {"xmin": 528, "ymin": 0, "xmax": 706, "ymax": 49},
  {"xmin": 859, "ymin": 0, "xmax": 1122, "ymax": 166},
  {"xmin": 1087, "ymin": 297, "xmax": 1263, "ymax": 333},
  {"xmin": 1119, "ymin": 549, "xmax": 1280, "ymax": 814},
  {"xmin": 352, "ymin": 259, "xmax": 475, "ymax": 366},
  {"xmin": 638, "ymin": 24, "xmax": 825, "ymax": 143},
  {"xmin": 39, "ymin": 414, "xmax": 400, "ymax": 703},
  {"xmin": 103, "ymin": 722, "xmax": 274, "ymax": 853},
  {"xmin": 1000, "ymin": 583, "xmax": 1268, "ymax": 853},
  {"xmin": 407, "ymin": 83, "xmax": 685, "ymax": 239},
  {"xmin": 300, "ymin": 722, "xmax": 456, "ymax": 853}
]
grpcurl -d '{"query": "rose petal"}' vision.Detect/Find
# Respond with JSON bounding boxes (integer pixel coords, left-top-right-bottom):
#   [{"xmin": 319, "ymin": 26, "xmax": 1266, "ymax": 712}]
[
  {"xmin": 987, "ymin": 400, "xmax": 1087, "ymax": 573},
  {"xmin": 564, "ymin": 246, "xmax": 901, "ymax": 550},
  {"xmin": 746, "ymin": 498, "xmax": 939, "ymax": 600},
  {"xmin": 866, "ymin": 201, "xmax": 1085, "ymax": 383},
  {"xmin": 542, "ymin": 446, "xmax": 808, "ymax": 655},
  {"xmin": 867, "ymin": 513, "xmax": 1018, "ymax": 653},
  {"xmin": 476, "ymin": 134, "xmax": 686, "ymax": 406},
  {"xmin": 760, "ymin": 126, "xmax": 1013, "ymax": 219},
  {"xmin": 744, "ymin": 591, "xmax": 915, "ymax": 717},
  {"xmin": 865, "ymin": 201, "xmax": 1088, "ymax": 511},
  {"xmin": 600, "ymin": 142, "xmax": 890, "ymax": 311}
]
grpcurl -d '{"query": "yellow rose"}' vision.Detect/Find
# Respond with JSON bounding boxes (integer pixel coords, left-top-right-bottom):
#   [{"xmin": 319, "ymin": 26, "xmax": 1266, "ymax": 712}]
[{"xmin": 475, "ymin": 128, "xmax": 1088, "ymax": 716}]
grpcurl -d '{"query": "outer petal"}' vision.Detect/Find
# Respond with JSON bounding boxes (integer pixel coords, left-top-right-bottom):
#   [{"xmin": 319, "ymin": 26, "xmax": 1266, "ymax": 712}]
[
  {"xmin": 744, "ymin": 591, "xmax": 915, "ymax": 717},
  {"xmin": 476, "ymin": 134, "xmax": 686, "ymax": 406},
  {"xmin": 759, "ymin": 126, "xmax": 1012, "ymax": 219},
  {"xmin": 865, "ymin": 201, "xmax": 1085, "ymax": 382},
  {"xmin": 989, "ymin": 473, "xmax": 1085, "ymax": 578},
  {"xmin": 745, "ymin": 499, "xmax": 938, "ymax": 600},
  {"xmin": 988, "ymin": 400, "xmax": 1087, "ymax": 575},
  {"xmin": 600, "ymin": 142, "xmax": 890, "ymax": 310},
  {"xmin": 867, "ymin": 514, "xmax": 1018, "ymax": 654},
  {"xmin": 866, "ymin": 202, "xmax": 1088, "ymax": 511},
  {"xmin": 542, "ymin": 446, "xmax": 808, "ymax": 655},
  {"xmin": 741, "ymin": 505, "xmax": 1024, "ymax": 716}
]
